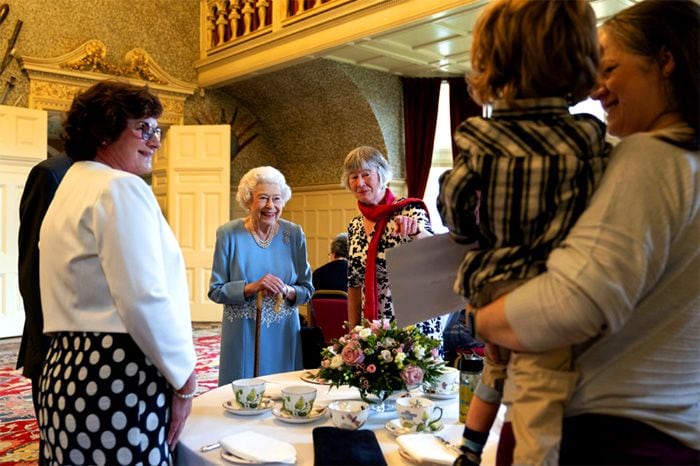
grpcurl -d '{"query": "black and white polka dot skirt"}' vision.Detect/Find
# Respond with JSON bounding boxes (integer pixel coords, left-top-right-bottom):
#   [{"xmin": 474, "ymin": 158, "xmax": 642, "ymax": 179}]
[{"xmin": 38, "ymin": 332, "xmax": 172, "ymax": 466}]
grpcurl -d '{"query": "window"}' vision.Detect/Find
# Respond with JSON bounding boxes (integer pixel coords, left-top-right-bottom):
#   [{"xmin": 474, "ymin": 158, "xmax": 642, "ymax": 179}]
[
  {"xmin": 570, "ymin": 97, "xmax": 606, "ymax": 122},
  {"xmin": 423, "ymin": 81, "xmax": 452, "ymax": 233},
  {"xmin": 423, "ymin": 82, "xmax": 606, "ymax": 234}
]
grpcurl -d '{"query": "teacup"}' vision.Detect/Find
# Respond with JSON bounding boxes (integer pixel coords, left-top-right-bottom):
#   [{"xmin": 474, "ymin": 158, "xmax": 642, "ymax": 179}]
[
  {"xmin": 396, "ymin": 396, "xmax": 443, "ymax": 432},
  {"xmin": 232, "ymin": 378, "xmax": 266, "ymax": 409},
  {"xmin": 328, "ymin": 400, "xmax": 370, "ymax": 430},
  {"xmin": 281, "ymin": 385, "xmax": 317, "ymax": 417},
  {"xmin": 428, "ymin": 366, "xmax": 459, "ymax": 394}
]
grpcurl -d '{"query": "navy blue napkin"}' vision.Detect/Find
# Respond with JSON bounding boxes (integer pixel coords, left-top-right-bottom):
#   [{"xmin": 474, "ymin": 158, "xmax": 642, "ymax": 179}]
[{"xmin": 313, "ymin": 426, "xmax": 387, "ymax": 466}]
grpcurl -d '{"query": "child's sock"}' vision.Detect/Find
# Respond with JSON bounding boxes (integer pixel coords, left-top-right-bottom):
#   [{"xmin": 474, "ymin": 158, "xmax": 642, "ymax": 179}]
[{"xmin": 455, "ymin": 426, "xmax": 489, "ymax": 465}]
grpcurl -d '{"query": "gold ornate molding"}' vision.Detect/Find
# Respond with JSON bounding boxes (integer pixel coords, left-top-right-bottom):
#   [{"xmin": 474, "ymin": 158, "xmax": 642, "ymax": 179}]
[{"xmin": 19, "ymin": 40, "xmax": 196, "ymax": 125}]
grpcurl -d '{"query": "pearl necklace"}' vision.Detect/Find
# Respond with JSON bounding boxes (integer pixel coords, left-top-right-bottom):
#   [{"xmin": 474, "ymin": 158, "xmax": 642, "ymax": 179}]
[{"xmin": 249, "ymin": 223, "xmax": 278, "ymax": 249}]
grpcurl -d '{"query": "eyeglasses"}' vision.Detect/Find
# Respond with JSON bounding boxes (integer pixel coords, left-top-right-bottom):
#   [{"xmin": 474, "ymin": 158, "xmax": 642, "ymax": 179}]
[{"xmin": 131, "ymin": 121, "xmax": 162, "ymax": 141}]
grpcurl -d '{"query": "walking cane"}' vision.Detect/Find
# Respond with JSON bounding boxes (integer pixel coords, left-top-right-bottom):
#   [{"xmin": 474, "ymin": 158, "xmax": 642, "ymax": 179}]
[{"xmin": 254, "ymin": 291, "xmax": 263, "ymax": 377}]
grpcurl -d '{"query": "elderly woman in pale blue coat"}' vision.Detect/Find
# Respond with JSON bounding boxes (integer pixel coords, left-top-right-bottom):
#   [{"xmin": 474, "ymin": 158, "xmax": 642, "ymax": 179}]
[{"xmin": 209, "ymin": 166, "xmax": 314, "ymax": 385}]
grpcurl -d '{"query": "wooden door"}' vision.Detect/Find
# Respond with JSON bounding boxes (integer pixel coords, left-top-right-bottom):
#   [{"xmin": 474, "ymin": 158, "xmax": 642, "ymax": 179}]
[
  {"xmin": 153, "ymin": 125, "xmax": 230, "ymax": 322},
  {"xmin": 0, "ymin": 106, "xmax": 47, "ymax": 338}
]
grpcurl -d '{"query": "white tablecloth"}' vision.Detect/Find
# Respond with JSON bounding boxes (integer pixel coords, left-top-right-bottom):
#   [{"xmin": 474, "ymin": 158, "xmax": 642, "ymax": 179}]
[{"xmin": 176, "ymin": 370, "xmax": 502, "ymax": 465}]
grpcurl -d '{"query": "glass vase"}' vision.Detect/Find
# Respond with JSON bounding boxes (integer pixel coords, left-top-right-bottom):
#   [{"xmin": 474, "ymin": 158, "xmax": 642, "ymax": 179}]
[{"xmin": 361, "ymin": 390, "xmax": 403, "ymax": 413}]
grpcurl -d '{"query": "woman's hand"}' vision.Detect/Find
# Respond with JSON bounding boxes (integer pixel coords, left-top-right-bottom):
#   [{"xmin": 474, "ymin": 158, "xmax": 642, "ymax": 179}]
[
  {"xmin": 392, "ymin": 215, "xmax": 420, "ymax": 239},
  {"xmin": 167, "ymin": 371, "xmax": 196, "ymax": 450},
  {"xmin": 484, "ymin": 342, "xmax": 503, "ymax": 363},
  {"xmin": 246, "ymin": 273, "xmax": 286, "ymax": 297}
]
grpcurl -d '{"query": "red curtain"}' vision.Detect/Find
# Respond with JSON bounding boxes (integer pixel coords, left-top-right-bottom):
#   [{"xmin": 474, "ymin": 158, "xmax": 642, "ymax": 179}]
[
  {"xmin": 402, "ymin": 77, "xmax": 441, "ymax": 198},
  {"xmin": 448, "ymin": 78, "xmax": 482, "ymax": 161}
]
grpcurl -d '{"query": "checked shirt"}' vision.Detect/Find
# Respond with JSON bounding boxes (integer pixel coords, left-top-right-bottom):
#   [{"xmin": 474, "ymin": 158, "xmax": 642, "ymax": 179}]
[{"xmin": 438, "ymin": 97, "xmax": 611, "ymax": 303}]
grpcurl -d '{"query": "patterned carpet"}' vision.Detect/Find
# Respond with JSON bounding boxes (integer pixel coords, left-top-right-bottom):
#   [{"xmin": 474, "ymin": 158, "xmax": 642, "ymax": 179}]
[{"xmin": 0, "ymin": 323, "xmax": 221, "ymax": 465}]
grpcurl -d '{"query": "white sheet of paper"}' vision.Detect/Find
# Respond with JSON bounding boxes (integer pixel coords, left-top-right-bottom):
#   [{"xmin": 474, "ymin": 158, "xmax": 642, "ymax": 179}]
[{"xmin": 386, "ymin": 233, "xmax": 474, "ymax": 328}]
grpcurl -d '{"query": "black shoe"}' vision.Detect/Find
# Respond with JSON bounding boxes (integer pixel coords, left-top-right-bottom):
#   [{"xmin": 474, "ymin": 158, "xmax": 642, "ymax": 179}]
[{"xmin": 453, "ymin": 451, "xmax": 481, "ymax": 466}]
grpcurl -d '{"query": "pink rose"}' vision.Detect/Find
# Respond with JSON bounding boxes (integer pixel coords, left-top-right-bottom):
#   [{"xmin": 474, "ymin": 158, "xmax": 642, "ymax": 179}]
[
  {"xmin": 401, "ymin": 365, "xmax": 424, "ymax": 386},
  {"xmin": 366, "ymin": 364, "xmax": 377, "ymax": 373},
  {"xmin": 370, "ymin": 321, "xmax": 381, "ymax": 331},
  {"xmin": 382, "ymin": 320, "xmax": 391, "ymax": 330},
  {"xmin": 341, "ymin": 342, "xmax": 365, "ymax": 366}
]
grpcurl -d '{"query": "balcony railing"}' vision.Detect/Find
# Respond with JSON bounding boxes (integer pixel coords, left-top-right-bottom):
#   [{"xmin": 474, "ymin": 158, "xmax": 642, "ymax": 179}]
[
  {"xmin": 197, "ymin": 0, "xmax": 475, "ymax": 86},
  {"xmin": 203, "ymin": 0, "xmax": 355, "ymax": 52}
]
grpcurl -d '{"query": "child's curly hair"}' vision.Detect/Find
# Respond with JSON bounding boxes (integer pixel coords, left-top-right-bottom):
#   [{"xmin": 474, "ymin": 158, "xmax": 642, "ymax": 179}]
[{"xmin": 468, "ymin": 0, "xmax": 599, "ymax": 106}]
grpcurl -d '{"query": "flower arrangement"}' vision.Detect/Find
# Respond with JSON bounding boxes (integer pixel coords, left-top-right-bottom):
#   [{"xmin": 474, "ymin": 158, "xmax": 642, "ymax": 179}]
[{"xmin": 318, "ymin": 319, "xmax": 445, "ymax": 403}]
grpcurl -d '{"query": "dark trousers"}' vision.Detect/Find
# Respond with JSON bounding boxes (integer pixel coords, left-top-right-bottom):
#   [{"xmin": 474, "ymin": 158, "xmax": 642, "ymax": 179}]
[
  {"xmin": 496, "ymin": 415, "xmax": 700, "ymax": 465},
  {"xmin": 30, "ymin": 373, "xmax": 41, "ymax": 419}
]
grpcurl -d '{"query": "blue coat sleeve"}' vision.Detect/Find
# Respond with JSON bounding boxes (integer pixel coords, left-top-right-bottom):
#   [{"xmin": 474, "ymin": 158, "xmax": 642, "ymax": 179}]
[
  {"xmin": 208, "ymin": 224, "xmax": 247, "ymax": 304},
  {"xmin": 289, "ymin": 224, "xmax": 314, "ymax": 305}
]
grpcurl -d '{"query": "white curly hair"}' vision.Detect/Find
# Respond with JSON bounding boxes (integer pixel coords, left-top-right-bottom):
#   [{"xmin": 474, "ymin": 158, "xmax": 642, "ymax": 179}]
[{"xmin": 236, "ymin": 166, "xmax": 292, "ymax": 210}]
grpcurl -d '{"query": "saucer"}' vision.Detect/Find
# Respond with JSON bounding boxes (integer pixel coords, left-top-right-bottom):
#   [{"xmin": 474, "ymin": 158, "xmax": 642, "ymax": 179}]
[
  {"xmin": 220, "ymin": 450, "xmax": 296, "ymax": 465},
  {"xmin": 220, "ymin": 450, "xmax": 257, "ymax": 464},
  {"xmin": 398, "ymin": 448, "xmax": 421, "ymax": 464},
  {"xmin": 299, "ymin": 369, "xmax": 330, "ymax": 385},
  {"xmin": 385, "ymin": 418, "xmax": 444, "ymax": 436},
  {"xmin": 272, "ymin": 405, "xmax": 327, "ymax": 424},
  {"xmin": 222, "ymin": 398, "xmax": 273, "ymax": 415},
  {"xmin": 421, "ymin": 385, "xmax": 459, "ymax": 400}
]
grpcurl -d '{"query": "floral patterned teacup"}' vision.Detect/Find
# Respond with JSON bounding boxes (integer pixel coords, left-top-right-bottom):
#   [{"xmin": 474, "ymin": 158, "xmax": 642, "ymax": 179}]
[
  {"xmin": 232, "ymin": 378, "xmax": 266, "ymax": 409},
  {"xmin": 396, "ymin": 396, "xmax": 443, "ymax": 432},
  {"xmin": 328, "ymin": 400, "xmax": 370, "ymax": 430},
  {"xmin": 427, "ymin": 366, "xmax": 459, "ymax": 395},
  {"xmin": 281, "ymin": 385, "xmax": 317, "ymax": 417}
]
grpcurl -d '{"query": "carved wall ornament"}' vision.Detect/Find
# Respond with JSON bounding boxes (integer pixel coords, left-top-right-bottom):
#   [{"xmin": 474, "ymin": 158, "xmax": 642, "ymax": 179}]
[
  {"xmin": 20, "ymin": 39, "xmax": 196, "ymax": 125},
  {"xmin": 57, "ymin": 40, "xmax": 169, "ymax": 85}
]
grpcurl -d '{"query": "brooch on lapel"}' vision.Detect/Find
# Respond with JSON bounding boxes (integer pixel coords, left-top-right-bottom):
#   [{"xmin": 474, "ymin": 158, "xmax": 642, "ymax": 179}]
[{"xmin": 283, "ymin": 230, "xmax": 291, "ymax": 244}]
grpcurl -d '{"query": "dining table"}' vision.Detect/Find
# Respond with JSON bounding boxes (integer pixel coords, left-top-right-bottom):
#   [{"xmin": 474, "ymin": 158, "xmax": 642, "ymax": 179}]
[{"xmin": 176, "ymin": 369, "xmax": 503, "ymax": 465}]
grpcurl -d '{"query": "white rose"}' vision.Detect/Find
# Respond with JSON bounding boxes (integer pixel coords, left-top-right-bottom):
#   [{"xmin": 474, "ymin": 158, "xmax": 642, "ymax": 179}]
[
  {"xmin": 413, "ymin": 345, "xmax": 425, "ymax": 359},
  {"xmin": 359, "ymin": 328, "xmax": 372, "ymax": 339},
  {"xmin": 381, "ymin": 349, "xmax": 393, "ymax": 362},
  {"xmin": 330, "ymin": 354, "xmax": 344, "ymax": 369}
]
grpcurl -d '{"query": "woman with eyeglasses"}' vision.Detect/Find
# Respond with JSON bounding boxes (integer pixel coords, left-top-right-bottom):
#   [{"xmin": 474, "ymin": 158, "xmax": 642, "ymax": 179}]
[{"xmin": 37, "ymin": 80, "xmax": 196, "ymax": 465}]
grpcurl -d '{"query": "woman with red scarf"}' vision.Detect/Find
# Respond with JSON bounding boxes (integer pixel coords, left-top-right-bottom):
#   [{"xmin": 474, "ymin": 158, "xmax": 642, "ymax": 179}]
[{"xmin": 343, "ymin": 146, "xmax": 443, "ymax": 341}]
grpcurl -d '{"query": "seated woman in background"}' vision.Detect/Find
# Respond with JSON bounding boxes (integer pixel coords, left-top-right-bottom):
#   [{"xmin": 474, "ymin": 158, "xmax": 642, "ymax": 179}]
[
  {"xmin": 312, "ymin": 232, "xmax": 349, "ymax": 293},
  {"xmin": 209, "ymin": 166, "xmax": 314, "ymax": 385},
  {"xmin": 342, "ymin": 146, "xmax": 444, "ymax": 341}
]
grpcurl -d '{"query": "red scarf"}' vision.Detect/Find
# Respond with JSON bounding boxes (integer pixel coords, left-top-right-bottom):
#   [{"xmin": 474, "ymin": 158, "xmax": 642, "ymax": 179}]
[{"xmin": 357, "ymin": 188, "xmax": 428, "ymax": 321}]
